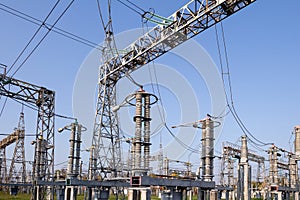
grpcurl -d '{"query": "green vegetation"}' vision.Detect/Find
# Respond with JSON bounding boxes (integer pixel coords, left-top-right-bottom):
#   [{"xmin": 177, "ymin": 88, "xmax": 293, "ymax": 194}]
[
  {"xmin": 0, "ymin": 192, "xmax": 165, "ymax": 200},
  {"xmin": 0, "ymin": 191, "xmax": 31, "ymax": 200}
]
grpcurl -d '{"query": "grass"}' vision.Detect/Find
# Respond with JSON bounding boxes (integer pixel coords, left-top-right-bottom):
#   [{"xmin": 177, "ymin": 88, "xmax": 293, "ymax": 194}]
[
  {"xmin": 0, "ymin": 192, "xmax": 86, "ymax": 200},
  {"xmin": 0, "ymin": 192, "xmax": 31, "ymax": 200},
  {"xmin": 0, "ymin": 192, "xmax": 199, "ymax": 200},
  {"xmin": 0, "ymin": 192, "xmax": 164, "ymax": 200}
]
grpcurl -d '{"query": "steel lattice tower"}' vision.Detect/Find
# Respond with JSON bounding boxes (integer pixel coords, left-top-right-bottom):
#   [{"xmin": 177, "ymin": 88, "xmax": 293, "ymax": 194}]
[
  {"xmin": 92, "ymin": 46, "xmax": 122, "ymax": 178},
  {"xmin": 0, "ymin": 74, "xmax": 55, "ymax": 200},
  {"xmin": 90, "ymin": 0, "xmax": 256, "ymax": 180},
  {"xmin": 8, "ymin": 112, "xmax": 26, "ymax": 184}
]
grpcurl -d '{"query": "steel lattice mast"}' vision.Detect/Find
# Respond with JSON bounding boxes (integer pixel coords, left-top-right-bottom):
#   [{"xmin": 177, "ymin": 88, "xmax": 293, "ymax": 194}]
[
  {"xmin": 0, "ymin": 74, "xmax": 55, "ymax": 200},
  {"xmin": 8, "ymin": 111, "xmax": 26, "ymax": 185},
  {"xmin": 92, "ymin": 0, "xmax": 256, "ymax": 177}
]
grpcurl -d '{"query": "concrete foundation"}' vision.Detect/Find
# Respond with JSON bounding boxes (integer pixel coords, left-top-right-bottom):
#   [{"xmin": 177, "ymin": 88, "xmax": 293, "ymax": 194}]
[
  {"xmin": 64, "ymin": 186, "xmax": 78, "ymax": 200},
  {"xmin": 128, "ymin": 187, "xmax": 151, "ymax": 200}
]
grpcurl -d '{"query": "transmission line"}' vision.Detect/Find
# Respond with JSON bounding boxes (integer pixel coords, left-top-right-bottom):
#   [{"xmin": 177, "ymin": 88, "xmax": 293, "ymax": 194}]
[
  {"xmin": 0, "ymin": 3, "xmax": 103, "ymax": 51},
  {"xmin": 215, "ymin": 23, "xmax": 273, "ymax": 147},
  {"xmin": 7, "ymin": 0, "xmax": 61, "ymax": 75},
  {"xmin": 9, "ymin": 0, "xmax": 75, "ymax": 78}
]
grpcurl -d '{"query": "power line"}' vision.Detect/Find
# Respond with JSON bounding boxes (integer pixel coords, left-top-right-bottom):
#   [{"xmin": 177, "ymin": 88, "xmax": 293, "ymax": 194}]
[
  {"xmin": 152, "ymin": 62, "xmax": 167, "ymax": 122},
  {"xmin": 7, "ymin": 0, "xmax": 61, "ymax": 75},
  {"xmin": 11, "ymin": 96, "xmax": 76, "ymax": 121},
  {"xmin": 165, "ymin": 124, "xmax": 200, "ymax": 154},
  {"xmin": 9, "ymin": 0, "xmax": 75, "ymax": 77},
  {"xmin": 114, "ymin": 0, "xmax": 143, "ymax": 16},
  {"xmin": 96, "ymin": 0, "xmax": 107, "ymax": 31},
  {"xmin": 0, "ymin": 3, "xmax": 103, "ymax": 51},
  {"xmin": 0, "ymin": 83, "xmax": 11, "ymax": 119},
  {"xmin": 123, "ymin": 0, "xmax": 145, "ymax": 13},
  {"xmin": 215, "ymin": 23, "xmax": 272, "ymax": 147},
  {"xmin": 0, "ymin": 97, "xmax": 8, "ymax": 118}
]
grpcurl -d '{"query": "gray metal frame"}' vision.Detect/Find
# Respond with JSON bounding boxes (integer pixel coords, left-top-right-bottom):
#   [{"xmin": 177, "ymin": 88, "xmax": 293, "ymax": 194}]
[{"xmin": 0, "ymin": 74, "xmax": 55, "ymax": 200}]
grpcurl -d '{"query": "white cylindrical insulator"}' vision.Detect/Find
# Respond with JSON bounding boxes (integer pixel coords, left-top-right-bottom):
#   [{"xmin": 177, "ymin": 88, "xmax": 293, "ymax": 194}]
[
  {"xmin": 295, "ymin": 126, "xmax": 300, "ymax": 156},
  {"xmin": 240, "ymin": 135, "xmax": 248, "ymax": 164},
  {"xmin": 67, "ymin": 123, "xmax": 76, "ymax": 177},
  {"xmin": 133, "ymin": 92, "xmax": 143, "ymax": 175},
  {"xmin": 201, "ymin": 118, "xmax": 214, "ymax": 181},
  {"xmin": 74, "ymin": 124, "xmax": 82, "ymax": 177},
  {"xmin": 144, "ymin": 94, "xmax": 151, "ymax": 173}
]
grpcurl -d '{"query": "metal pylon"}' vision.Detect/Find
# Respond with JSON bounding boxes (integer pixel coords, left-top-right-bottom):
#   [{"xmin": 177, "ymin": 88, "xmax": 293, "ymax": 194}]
[
  {"xmin": 8, "ymin": 111, "xmax": 26, "ymax": 184},
  {"xmin": 92, "ymin": 75, "xmax": 121, "ymax": 178},
  {"xmin": 91, "ymin": 35, "xmax": 122, "ymax": 178}
]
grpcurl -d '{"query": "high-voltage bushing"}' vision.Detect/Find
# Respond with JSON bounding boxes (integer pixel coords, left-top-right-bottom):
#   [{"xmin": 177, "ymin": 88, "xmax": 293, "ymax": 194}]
[
  {"xmin": 124, "ymin": 87, "xmax": 158, "ymax": 176},
  {"xmin": 201, "ymin": 117, "xmax": 215, "ymax": 182},
  {"xmin": 294, "ymin": 126, "xmax": 300, "ymax": 156},
  {"xmin": 268, "ymin": 145, "xmax": 279, "ymax": 186},
  {"xmin": 237, "ymin": 135, "xmax": 251, "ymax": 200},
  {"xmin": 0, "ymin": 148, "xmax": 7, "ymax": 184},
  {"xmin": 172, "ymin": 116, "xmax": 221, "ymax": 182},
  {"xmin": 58, "ymin": 121, "xmax": 86, "ymax": 200}
]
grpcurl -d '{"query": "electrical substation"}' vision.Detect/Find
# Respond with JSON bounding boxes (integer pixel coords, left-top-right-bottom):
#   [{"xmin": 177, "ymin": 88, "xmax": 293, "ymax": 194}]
[{"xmin": 0, "ymin": 0, "xmax": 299, "ymax": 200}]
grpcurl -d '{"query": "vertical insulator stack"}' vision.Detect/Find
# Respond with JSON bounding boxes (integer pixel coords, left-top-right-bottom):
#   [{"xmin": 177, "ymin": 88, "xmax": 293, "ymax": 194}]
[
  {"xmin": 88, "ymin": 146, "xmax": 95, "ymax": 181},
  {"xmin": 294, "ymin": 126, "xmax": 300, "ymax": 156},
  {"xmin": 288, "ymin": 155, "xmax": 297, "ymax": 188},
  {"xmin": 131, "ymin": 89, "xmax": 157, "ymax": 176},
  {"xmin": 133, "ymin": 92, "xmax": 143, "ymax": 174},
  {"xmin": 67, "ymin": 124, "xmax": 76, "ymax": 177},
  {"xmin": 238, "ymin": 135, "xmax": 251, "ymax": 200},
  {"xmin": 74, "ymin": 125, "xmax": 82, "ymax": 177},
  {"xmin": 268, "ymin": 145, "xmax": 278, "ymax": 185},
  {"xmin": 201, "ymin": 118, "xmax": 214, "ymax": 181},
  {"xmin": 144, "ymin": 95, "xmax": 151, "ymax": 172}
]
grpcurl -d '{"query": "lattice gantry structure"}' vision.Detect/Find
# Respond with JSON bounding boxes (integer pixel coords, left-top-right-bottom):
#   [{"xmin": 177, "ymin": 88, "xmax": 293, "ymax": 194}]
[
  {"xmin": 0, "ymin": 112, "xmax": 28, "ymax": 193},
  {"xmin": 221, "ymin": 141, "xmax": 265, "ymax": 186},
  {"xmin": 8, "ymin": 112, "xmax": 26, "ymax": 185},
  {"xmin": 91, "ymin": 0, "xmax": 256, "ymax": 179},
  {"xmin": 0, "ymin": 74, "xmax": 55, "ymax": 200},
  {"xmin": 0, "ymin": 112, "xmax": 26, "ymax": 186}
]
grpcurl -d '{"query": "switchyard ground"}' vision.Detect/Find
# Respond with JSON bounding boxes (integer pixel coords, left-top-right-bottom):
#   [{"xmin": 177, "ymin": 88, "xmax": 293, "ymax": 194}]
[
  {"xmin": 0, "ymin": 192, "xmax": 165, "ymax": 200},
  {"xmin": 0, "ymin": 192, "xmax": 264, "ymax": 200}
]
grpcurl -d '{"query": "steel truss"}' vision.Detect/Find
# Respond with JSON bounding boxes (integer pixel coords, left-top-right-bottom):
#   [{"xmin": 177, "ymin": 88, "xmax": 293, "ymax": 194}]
[
  {"xmin": 0, "ymin": 74, "xmax": 55, "ymax": 200},
  {"xmin": 221, "ymin": 141, "xmax": 265, "ymax": 186},
  {"xmin": 92, "ymin": 0, "xmax": 256, "ymax": 178},
  {"xmin": 8, "ymin": 112, "xmax": 26, "ymax": 186}
]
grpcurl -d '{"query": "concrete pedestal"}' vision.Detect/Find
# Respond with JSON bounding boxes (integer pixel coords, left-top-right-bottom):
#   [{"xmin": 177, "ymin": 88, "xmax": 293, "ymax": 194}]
[
  {"xmin": 128, "ymin": 187, "xmax": 151, "ymax": 200},
  {"xmin": 64, "ymin": 186, "xmax": 78, "ymax": 200},
  {"xmin": 56, "ymin": 186, "xmax": 65, "ymax": 200}
]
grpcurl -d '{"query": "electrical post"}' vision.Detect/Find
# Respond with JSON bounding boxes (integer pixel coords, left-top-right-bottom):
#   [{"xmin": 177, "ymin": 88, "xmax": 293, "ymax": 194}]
[
  {"xmin": 127, "ymin": 88, "xmax": 157, "ymax": 200},
  {"xmin": 58, "ymin": 121, "xmax": 86, "ymax": 200},
  {"xmin": 268, "ymin": 145, "xmax": 279, "ymax": 199},
  {"xmin": 201, "ymin": 117, "xmax": 214, "ymax": 182},
  {"xmin": 65, "ymin": 123, "xmax": 77, "ymax": 200},
  {"xmin": 0, "ymin": 148, "xmax": 7, "ymax": 187},
  {"xmin": 85, "ymin": 146, "xmax": 96, "ymax": 200},
  {"xmin": 199, "ymin": 117, "xmax": 214, "ymax": 200},
  {"xmin": 237, "ymin": 135, "xmax": 251, "ymax": 200},
  {"xmin": 293, "ymin": 126, "xmax": 300, "ymax": 200},
  {"xmin": 133, "ymin": 91, "xmax": 142, "ymax": 176}
]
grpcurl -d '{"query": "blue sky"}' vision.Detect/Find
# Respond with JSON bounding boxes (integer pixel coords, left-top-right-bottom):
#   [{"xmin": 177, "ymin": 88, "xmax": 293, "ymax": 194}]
[{"xmin": 0, "ymin": 0, "xmax": 300, "ymax": 174}]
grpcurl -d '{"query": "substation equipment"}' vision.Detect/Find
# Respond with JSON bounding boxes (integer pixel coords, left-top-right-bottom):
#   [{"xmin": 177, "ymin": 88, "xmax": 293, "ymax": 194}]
[
  {"xmin": 0, "ymin": 73, "xmax": 55, "ymax": 200},
  {"xmin": 0, "ymin": 0, "xmax": 267, "ymax": 200}
]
